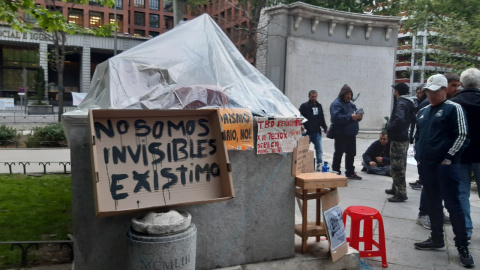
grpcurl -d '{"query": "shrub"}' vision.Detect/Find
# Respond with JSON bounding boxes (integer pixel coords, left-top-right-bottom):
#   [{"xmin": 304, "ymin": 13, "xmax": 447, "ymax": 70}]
[
  {"xmin": 33, "ymin": 66, "xmax": 47, "ymax": 105},
  {"xmin": 0, "ymin": 125, "xmax": 20, "ymax": 146},
  {"xmin": 27, "ymin": 124, "xmax": 67, "ymax": 147}
]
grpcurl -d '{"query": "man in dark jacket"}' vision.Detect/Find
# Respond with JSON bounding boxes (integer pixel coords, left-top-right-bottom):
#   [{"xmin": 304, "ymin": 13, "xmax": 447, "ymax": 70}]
[
  {"xmin": 330, "ymin": 84, "xmax": 362, "ymax": 180},
  {"xmin": 299, "ymin": 90, "xmax": 328, "ymax": 170},
  {"xmin": 361, "ymin": 131, "xmax": 390, "ymax": 176},
  {"xmin": 414, "ymin": 74, "xmax": 473, "ymax": 268},
  {"xmin": 385, "ymin": 82, "xmax": 417, "ymax": 202},
  {"xmin": 451, "ymin": 68, "xmax": 480, "ymax": 241}
]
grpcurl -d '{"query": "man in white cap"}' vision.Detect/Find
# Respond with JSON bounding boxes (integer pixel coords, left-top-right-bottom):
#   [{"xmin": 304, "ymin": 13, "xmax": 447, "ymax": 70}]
[{"xmin": 414, "ymin": 74, "xmax": 474, "ymax": 268}]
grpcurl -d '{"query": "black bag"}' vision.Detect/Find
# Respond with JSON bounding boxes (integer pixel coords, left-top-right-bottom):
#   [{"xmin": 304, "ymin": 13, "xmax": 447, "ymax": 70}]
[{"xmin": 326, "ymin": 124, "xmax": 336, "ymax": 139}]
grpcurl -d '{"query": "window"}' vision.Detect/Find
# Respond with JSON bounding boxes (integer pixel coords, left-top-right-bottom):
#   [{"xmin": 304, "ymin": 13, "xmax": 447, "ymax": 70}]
[
  {"xmin": 413, "ymin": 70, "xmax": 422, "ymax": 83},
  {"xmin": 89, "ymin": 1, "xmax": 102, "ymax": 6},
  {"xmin": 89, "ymin": 12, "xmax": 103, "ymax": 28},
  {"xmin": 134, "ymin": 0, "xmax": 145, "ymax": 8},
  {"xmin": 164, "ymin": 0, "xmax": 173, "ymax": 12},
  {"xmin": 134, "ymin": 12, "xmax": 145, "ymax": 26},
  {"xmin": 24, "ymin": 12, "xmax": 37, "ymax": 23},
  {"xmin": 109, "ymin": 14, "xmax": 123, "ymax": 33},
  {"xmin": 114, "ymin": 0, "xmax": 123, "ymax": 9},
  {"xmin": 414, "ymin": 53, "xmax": 423, "ymax": 66},
  {"xmin": 149, "ymin": 31, "xmax": 159, "ymax": 37},
  {"xmin": 69, "ymin": 9, "xmax": 84, "ymax": 27},
  {"xmin": 134, "ymin": 29, "xmax": 145, "ymax": 37},
  {"xmin": 416, "ymin": 35, "xmax": 424, "ymax": 47},
  {"xmin": 164, "ymin": 16, "xmax": 174, "ymax": 29},
  {"xmin": 149, "ymin": 14, "xmax": 159, "ymax": 28},
  {"xmin": 149, "ymin": 0, "xmax": 160, "ymax": 10},
  {"xmin": 1, "ymin": 46, "xmax": 39, "ymax": 91}
]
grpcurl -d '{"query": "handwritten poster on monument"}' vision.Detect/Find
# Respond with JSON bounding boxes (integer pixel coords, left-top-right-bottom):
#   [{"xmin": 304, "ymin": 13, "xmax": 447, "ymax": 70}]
[
  {"xmin": 256, "ymin": 118, "xmax": 302, "ymax": 154},
  {"xmin": 89, "ymin": 109, "xmax": 234, "ymax": 217},
  {"xmin": 218, "ymin": 108, "xmax": 253, "ymax": 150}
]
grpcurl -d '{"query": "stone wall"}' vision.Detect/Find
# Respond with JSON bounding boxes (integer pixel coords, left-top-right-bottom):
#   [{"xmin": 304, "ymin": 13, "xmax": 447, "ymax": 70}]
[
  {"xmin": 258, "ymin": 3, "xmax": 401, "ymax": 131},
  {"xmin": 63, "ymin": 114, "xmax": 295, "ymax": 270}
]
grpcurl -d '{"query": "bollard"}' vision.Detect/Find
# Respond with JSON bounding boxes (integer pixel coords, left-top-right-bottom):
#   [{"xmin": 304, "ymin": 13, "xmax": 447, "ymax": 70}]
[{"xmin": 127, "ymin": 211, "xmax": 196, "ymax": 270}]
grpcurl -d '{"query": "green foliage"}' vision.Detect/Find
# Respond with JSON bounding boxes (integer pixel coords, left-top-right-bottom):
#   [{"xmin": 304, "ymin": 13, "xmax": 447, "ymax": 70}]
[
  {"xmin": 0, "ymin": 125, "xmax": 20, "ymax": 146},
  {"xmin": 0, "ymin": 174, "xmax": 72, "ymax": 269},
  {"xmin": 265, "ymin": 0, "xmax": 401, "ymax": 15},
  {"xmin": 33, "ymin": 66, "xmax": 47, "ymax": 105},
  {"xmin": 27, "ymin": 124, "xmax": 66, "ymax": 147},
  {"xmin": 401, "ymin": 0, "xmax": 480, "ymax": 73}
]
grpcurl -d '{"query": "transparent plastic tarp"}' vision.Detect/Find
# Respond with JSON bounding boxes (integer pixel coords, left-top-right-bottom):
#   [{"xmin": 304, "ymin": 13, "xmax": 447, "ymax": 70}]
[{"xmin": 69, "ymin": 14, "xmax": 299, "ymax": 119}]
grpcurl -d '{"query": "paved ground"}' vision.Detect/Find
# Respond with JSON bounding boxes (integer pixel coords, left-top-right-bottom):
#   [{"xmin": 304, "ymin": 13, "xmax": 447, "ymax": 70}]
[
  {"xmin": 2, "ymin": 135, "xmax": 479, "ymax": 269},
  {"xmin": 313, "ymin": 136, "xmax": 480, "ymax": 269}
]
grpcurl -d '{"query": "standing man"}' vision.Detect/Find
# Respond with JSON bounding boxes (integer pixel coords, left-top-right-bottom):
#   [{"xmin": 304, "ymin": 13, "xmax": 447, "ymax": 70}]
[
  {"xmin": 414, "ymin": 74, "xmax": 473, "ymax": 268},
  {"xmin": 445, "ymin": 73, "xmax": 461, "ymax": 98},
  {"xmin": 330, "ymin": 84, "xmax": 363, "ymax": 180},
  {"xmin": 299, "ymin": 90, "xmax": 328, "ymax": 171},
  {"xmin": 386, "ymin": 83, "xmax": 417, "ymax": 202},
  {"xmin": 361, "ymin": 131, "xmax": 391, "ymax": 176},
  {"xmin": 451, "ymin": 68, "xmax": 480, "ymax": 240}
]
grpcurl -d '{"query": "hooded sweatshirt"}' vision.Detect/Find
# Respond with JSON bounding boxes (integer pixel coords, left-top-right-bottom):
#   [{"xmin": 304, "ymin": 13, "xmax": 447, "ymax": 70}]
[
  {"xmin": 330, "ymin": 86, "xmax": 360, "ymax": 137},
  {"xmin": 387, "ymin": 95, "xmax": 417, "ymax": 142},
  {"xmin": 451, "ymin": 87, "xmax": 480, "ymax": 163}
]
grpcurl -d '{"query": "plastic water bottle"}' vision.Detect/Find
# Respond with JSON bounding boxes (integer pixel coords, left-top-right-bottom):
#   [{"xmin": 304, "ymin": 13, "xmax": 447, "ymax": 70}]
[{"xmin": 322, "ymin": 162, "xmax": 330, "ymax": 172}]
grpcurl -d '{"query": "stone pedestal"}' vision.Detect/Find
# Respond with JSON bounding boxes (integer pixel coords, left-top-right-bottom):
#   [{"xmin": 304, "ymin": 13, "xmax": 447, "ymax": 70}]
[{"xmin": 62, "ymin": 114, "xmax": 295, "ymax": 270}]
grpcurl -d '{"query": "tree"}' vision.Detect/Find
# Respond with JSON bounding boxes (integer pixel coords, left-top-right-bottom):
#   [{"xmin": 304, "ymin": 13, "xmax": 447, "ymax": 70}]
[
  {"xmin": 34, "ymin": 66, "xmax": 46, "ymax": 105},
  {"xmin": 0, "ymin": 0, "xmax": 115, "ymax": 121},
  {"xmin": 401, "ymin": 0, "xmax": 480, "ymax": 73},
  {"xmin": 206, "ymin": 0, "xmax": 401, "ymax": 66}
]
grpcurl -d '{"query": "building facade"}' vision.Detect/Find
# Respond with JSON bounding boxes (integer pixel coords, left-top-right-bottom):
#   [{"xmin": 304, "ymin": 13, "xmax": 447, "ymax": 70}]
[{"xmin": 0, "ymin": 0, "xmax": 252, "ymax": 105}]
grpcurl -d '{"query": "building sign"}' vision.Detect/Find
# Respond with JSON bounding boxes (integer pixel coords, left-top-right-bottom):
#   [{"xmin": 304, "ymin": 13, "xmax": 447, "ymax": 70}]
[
  {"xmin": 0, "ymin": 29, "xmax": 49, "ymax": 42},
  {"xmin": 89, "ymin": 109, "xmax": 234, "ymax": 217},
  {"xmin": 256, "ymin": 117, "xmax": 302, "ymax": 154},
  {"xmin": 218, "ymin": 108, "xmax": 253, "ymax": 150}
]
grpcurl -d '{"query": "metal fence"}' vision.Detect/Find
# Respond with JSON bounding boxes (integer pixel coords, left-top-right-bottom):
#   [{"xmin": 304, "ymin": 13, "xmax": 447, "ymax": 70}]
[
  {"xmin": 0, "ymin": 106, "xmax": 78, "ymax": 125},
  {"xmin": 2, "ymin": 162, "xmax": 71, "ymax": 174}
]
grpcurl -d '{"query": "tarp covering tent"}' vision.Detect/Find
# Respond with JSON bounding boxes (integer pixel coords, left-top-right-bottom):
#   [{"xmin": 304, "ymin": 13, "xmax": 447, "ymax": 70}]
[{"xmin": 72, "ymin": 14, "xmax": 300, "ymax": 118}]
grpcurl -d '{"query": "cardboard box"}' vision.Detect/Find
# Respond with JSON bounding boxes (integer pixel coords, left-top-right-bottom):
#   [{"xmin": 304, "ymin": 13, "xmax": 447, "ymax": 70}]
[{"xmin": 89, "ymin": 109, "xmax": 234, "ymax": 217}]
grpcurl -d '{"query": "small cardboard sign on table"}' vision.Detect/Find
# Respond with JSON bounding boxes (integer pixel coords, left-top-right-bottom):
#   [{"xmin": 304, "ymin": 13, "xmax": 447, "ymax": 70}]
[
  {"xmin": 292, "ymin": 137, "xmax": 348, "ymax": 262},
  {"xmin": 89, "ymin": 109, "xmax": 234, "ymax": 217}
]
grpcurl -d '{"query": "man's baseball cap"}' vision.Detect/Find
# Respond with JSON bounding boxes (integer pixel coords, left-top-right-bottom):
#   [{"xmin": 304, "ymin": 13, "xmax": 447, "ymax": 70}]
[
  {"xmin": 424, "ymin": 74, "xmax": 448, "ymax": 91},
  {"xmin": 391, "ymin": 83, "xmax": 409, "ymax": 93}
]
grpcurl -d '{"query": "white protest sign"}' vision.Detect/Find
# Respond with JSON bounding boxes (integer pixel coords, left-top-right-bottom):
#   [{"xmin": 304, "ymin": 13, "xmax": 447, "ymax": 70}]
[
  {"xmin": 324, "ymin": 205, "xmax": 347, "ymax": 251},
  {"xmin": 256, "ymin": 118, "xmax": 302, "ymax": 154}
]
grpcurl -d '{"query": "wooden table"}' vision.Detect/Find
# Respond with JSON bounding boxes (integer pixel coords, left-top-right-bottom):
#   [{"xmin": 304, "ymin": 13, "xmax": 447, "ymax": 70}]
[{"xmin": 294, "ymin": 172, "xmax": 347, "ymax": 253}]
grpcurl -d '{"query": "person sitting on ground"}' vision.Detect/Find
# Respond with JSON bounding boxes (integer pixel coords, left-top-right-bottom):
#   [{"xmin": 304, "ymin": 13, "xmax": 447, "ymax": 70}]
[{"xmin": 361, "ymin": 131, "xmax": 391, "ymax": 176}]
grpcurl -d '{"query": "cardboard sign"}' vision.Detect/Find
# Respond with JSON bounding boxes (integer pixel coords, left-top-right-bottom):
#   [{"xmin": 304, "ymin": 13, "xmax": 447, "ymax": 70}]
[
  {"xmin": 89, "ymin": 109, "xmax": 234, "ymax": 217},
  {"xmin": 291, "ymin": 136, "xmax": 315, "ymax": 176},
  {"xmin": 321, "ymin": 190, "xmax": 349, "ymax": 263},
  {"xmin": 218, "ymin": 108, "xmax": 253, "ymax": 150},
  {"xmin": 256, "ymin": 118, "xmax": 302, "ymax": 154}
]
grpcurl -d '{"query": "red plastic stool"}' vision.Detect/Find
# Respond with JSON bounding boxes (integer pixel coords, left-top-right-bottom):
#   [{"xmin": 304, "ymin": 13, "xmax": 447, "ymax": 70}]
[{"xmin": 343, "ymin": 206, "xmax": 388, "ymax": 268}]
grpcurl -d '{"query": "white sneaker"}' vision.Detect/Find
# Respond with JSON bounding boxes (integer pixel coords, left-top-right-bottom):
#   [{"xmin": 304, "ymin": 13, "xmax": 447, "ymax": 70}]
[
  {"xmin": 416, "ymin": 215, "xmax": 431, "ymax": 230},
  {"xmin": 316, "ymin": 164, "xmax": 322, "ymax": 171}
]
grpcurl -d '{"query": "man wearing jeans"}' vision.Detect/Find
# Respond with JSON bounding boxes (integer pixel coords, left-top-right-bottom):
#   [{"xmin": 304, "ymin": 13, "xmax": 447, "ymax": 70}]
[
  {"xmin": 414, "ymin": 74, "xmax": 474, "ymax": 268},
  {"xmin": 451, "ymin": 68, "xmax": 480, "ymax": 240},
  {"xmin": 299, "ymin": 90, "xmax": 328, "ymax": 170}
]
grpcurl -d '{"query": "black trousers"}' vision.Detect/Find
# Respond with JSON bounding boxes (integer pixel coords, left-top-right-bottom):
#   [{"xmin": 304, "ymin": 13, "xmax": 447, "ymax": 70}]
[{"xmin": 332, "ymin": 135, "xmax": 356, "ymax": 176}]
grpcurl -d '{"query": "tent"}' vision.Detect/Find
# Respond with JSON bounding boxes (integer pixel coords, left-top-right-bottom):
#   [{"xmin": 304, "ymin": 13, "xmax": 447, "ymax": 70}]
[{"xmin": 72, "ymin": 14, "xmax": 299, "ymax": 118}]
